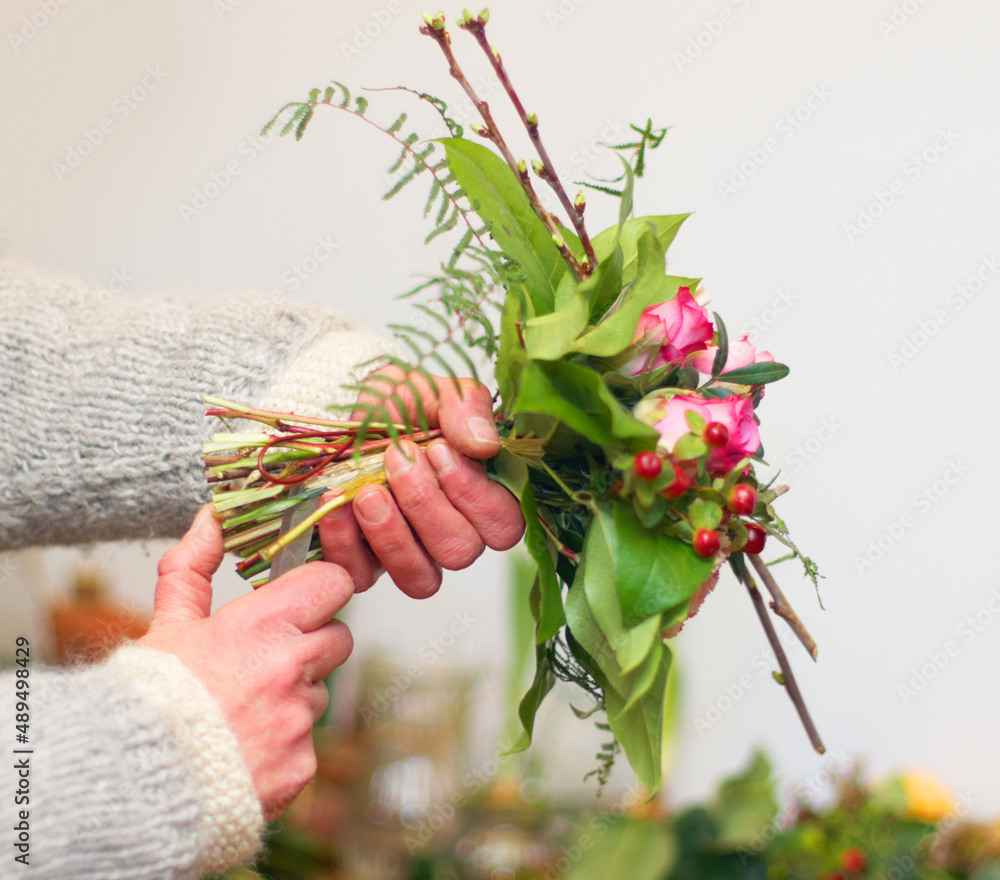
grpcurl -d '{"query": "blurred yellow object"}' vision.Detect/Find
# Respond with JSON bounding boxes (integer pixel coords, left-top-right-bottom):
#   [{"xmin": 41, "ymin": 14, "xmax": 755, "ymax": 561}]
[{"xmin": 900, "ymin": 769, "xmax": 955, "ymax": 823}]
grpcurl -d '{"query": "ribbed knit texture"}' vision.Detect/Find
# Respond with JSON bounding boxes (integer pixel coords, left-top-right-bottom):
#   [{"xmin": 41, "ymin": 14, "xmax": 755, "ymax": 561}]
[
  {"xmin": 0, "ymin": 259, "xmax": 395, "ymax": 550},
  {"xmin": 104, "ymin": 647, "xmax": 264, "ymax": 876},
  {"xmin": 2, "ymin": 661, "xmax": 204, "ymax": 879}
]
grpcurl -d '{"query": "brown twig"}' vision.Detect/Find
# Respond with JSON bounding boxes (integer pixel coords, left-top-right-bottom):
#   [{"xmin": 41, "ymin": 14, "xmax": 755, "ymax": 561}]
[
  {"xmin": 460, "ymin": 16, "xmax": 597, "ymax": 274},
  {"xmin": 420, "ymin": 14, "xmax": 586, "ymax": 281},
  {"xmin": 749, "ymin": 554, "xmax": 818, "ymax": 661},
  {"xmin": 742, "ymin": 569, "xmax": 825, "ymax": 755}
]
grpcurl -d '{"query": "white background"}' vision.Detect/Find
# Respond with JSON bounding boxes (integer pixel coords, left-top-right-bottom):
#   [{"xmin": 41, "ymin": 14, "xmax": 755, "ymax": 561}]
[{"xmin": 1, "ymin": 0, "xmax": 998, "ymax": 811}]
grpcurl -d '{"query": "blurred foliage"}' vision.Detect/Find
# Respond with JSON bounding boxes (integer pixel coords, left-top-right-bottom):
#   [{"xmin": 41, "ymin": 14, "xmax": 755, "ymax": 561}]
[{"xmin": 217, "ymin": 749, "xmax": 1000, "ymax": 880}]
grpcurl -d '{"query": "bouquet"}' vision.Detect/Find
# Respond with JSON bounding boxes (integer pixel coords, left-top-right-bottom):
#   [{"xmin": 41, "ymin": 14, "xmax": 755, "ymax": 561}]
[{"xmin": 203, "ymin": 10, "xmax": 823, "ymax": 792}]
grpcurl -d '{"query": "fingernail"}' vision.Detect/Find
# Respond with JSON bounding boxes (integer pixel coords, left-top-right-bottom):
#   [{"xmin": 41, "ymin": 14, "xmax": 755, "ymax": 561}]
[
  {"xmin": 356, "ymin": 489, "xmax": 389, "ymax": 524},
  {"xmin": 385, "ymin": 441, "xmax": 415, "ymax": 477},
  {"xmin": 427, "ymin": 442, "xmax": 456, "ymax": 476},
  {"xmin": 192, "ymin": 505, "xmax": 214, "ymax": 532},
  {"xmin": 469, "ymin": 416, "xmax": 501, "ymax": 449}
]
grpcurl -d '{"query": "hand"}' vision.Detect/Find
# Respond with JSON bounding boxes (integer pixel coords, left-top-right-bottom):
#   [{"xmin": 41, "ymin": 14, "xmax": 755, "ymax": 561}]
[
  {"xmin": 137, "ymin": 506, "xmax": 354, "ymax": 820},
  {"xmin": 318, "ymin": 367, "xmax": 525, "ymax": 599}
]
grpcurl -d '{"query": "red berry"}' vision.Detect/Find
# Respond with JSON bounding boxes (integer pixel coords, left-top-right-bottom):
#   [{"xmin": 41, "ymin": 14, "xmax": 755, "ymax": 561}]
[
  {"xmin": 661, "ymin": 464, "xmax": 690, "ymax": 499},
  {"xmin": 693, "ymin": 528, "xmax": 720, "ymax": 557},
  {"xmin": 743, "ymin": 523, "xmax": 766, "ymax": 555},
  {"xmin": 704, "ymin": 421, "xmax": 729, "ymax": 448},
  {"xmin": 634, "ymin": 451, "xmax": 662, "ymax": 480},
  {"xmin": 727, "ymin": 483, "xmax": 758, "ymax": 515},
  {"xmin": 840, "ymin": 847, "xmax": 867, "ymax": 874}
]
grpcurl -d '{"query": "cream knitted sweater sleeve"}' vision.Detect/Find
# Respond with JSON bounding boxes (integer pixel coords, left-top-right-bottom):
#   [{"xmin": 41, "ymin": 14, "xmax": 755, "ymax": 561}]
[
  {"xmin": 2, "ymin": 646, "xmax": 265, "ymax": 879},
  {"xmin": 0, "ymin": 259, "xmax": 396, "ymax": 550}
]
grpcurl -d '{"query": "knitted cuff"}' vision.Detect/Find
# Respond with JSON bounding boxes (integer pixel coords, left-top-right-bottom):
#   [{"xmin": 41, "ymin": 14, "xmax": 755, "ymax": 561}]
[
  {"xmin": 257, "ymin": 325, "xmax": 401, "ymax": 420},
  {"xmin": 102, "ymin": 646, "xmax": 264, "ymax": 876}
]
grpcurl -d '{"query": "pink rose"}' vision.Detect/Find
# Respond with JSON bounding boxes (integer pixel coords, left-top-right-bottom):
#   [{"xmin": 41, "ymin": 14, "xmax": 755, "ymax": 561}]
[
  {"xmin": 624, "ymin": 287, "xmax": 714, "ymax": 376},
  {"xmin": 652, "ymin": 393, "xmax": 761, "ymax": 474},
  {"xmin": 690, "ymin": 333, "xmax": 774, "ymax": 375}
]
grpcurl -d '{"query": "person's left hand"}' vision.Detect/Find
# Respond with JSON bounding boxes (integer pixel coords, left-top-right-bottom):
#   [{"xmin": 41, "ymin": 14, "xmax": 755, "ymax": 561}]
[{"xmin": 317, "ymin": 367, "xmax": 525, "ymax": 599}]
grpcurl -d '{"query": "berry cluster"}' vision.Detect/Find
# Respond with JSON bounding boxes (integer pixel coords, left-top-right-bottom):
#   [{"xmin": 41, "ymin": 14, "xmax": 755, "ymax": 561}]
[{"xmin": 625, "ymin": 420, "xmax": 771, "ymax": 559}]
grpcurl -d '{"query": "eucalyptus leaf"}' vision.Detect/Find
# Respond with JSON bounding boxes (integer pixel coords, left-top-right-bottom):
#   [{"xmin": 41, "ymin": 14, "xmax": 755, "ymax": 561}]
[
  {"xmin": 717, "ymin": 362, "xmax": 790, "ymax": 385},
  {"xmin": 440, "ymin": 138, "xmax": 560, "ymax": 313}
]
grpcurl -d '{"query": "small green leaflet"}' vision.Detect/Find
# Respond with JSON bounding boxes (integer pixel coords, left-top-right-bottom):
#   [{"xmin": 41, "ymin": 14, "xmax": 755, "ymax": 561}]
[{"xmin": 717, "ymin": 362, "xmax": 790, "ymax": 385}]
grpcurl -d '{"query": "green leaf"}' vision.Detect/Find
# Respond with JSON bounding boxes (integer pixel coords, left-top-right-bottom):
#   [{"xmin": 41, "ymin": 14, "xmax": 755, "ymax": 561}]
[
  {"xmin": 684, "ymin": 409, "xmax": 706, "ymax": 434},
  {"xmin": 440, "ymin": 138, "xmax": 560, "ymax": 313},
  {"xmin": 507, "ymin": 643, "xmax": 556, "ymax": 753},
  {"xmin": 688, "ymin": 499, "xmax": 723, "ymax": 531},
  {"xmin": 495, "ymin": 290, "xmax": 529, "ymax": 413},
  {"xmin": 506, "ymin": 552, "xmax": 540, "ymax": 743},
  {"xmin": 564, "ymin": 577, "xmax": 673, "ymax": 792},
  {"xmin": 711, "ymin": 312, "xmax": 729, "ymax": 377},
  {"xmin": 522, "ymin": 287, "xmax": 589, "ymax": 361},
  {"xmin": 591, "ymin": 214, "xmax": 691, "ymax": 286},
  {"xmin": 603, "ymin": 647, "xmax": 672, "ymax": 793},
  {"xmin": 717, "ymin": 362, "xmax": 790, "ymax": 385},
  {"xmin": 489, "ymin": 448, "xmax": 565, "ymax": 641},
  {"xmin": 594, "ymin": 501, "xmax": 716, "ymax": 628},
  {"xmin": 582, "ymin": 244, "xmax": 625, "ymax": 320},
  {"xmin": 674, "ymin": 433, "xmax": 707, "ymax": 460},
  {"xmin": 571, "ymin": 242, "xmax": 697, "ymax": 359},
  {"xmin": 513, "ymin": 361, "xmax": 659, "ymax": 454}
]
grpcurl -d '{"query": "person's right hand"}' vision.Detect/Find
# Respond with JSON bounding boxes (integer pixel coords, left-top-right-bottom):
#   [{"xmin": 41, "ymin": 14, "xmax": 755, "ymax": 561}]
[{"xmin": 137, "ymin": 505, "xmax": 355, "ymax": 820}]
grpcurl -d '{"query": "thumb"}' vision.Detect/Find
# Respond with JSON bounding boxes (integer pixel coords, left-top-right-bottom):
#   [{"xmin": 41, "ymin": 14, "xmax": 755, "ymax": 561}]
[{"xmin": 150, "ymin": 505, "xmax": 224, "ymax": 627}]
